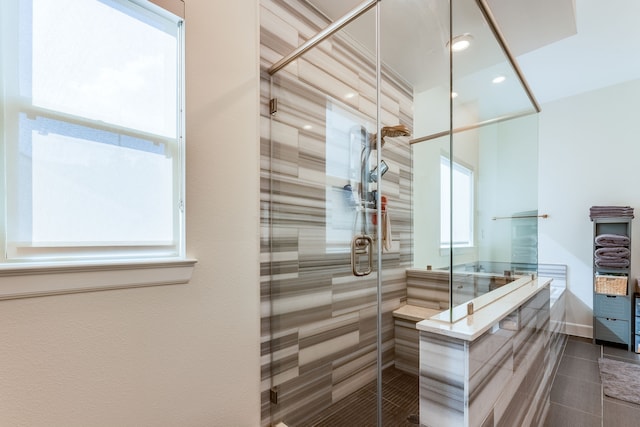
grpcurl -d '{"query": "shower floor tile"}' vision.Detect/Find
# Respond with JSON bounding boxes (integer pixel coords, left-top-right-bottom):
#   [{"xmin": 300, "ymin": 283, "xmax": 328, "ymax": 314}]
[{"xmin": 304, "ymin": 366, "xmax": 419, "ymax": 427}]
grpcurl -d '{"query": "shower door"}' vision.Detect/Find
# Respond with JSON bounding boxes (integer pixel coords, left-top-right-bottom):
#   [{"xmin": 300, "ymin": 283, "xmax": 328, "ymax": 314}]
[
  {"xmin": 265, "ymin": 73, "xmax": 381, "ymax": 425},
  {"xmin": 263, "ymin": 73, "xmax": 414, "ymax": 424},
  {"xmin": 260, "ymin": 1, "xmax": 414, "ymax": 424},
  {"xmin": 260, "ymin": 0, "xmax": 416, "ymax": 424}
]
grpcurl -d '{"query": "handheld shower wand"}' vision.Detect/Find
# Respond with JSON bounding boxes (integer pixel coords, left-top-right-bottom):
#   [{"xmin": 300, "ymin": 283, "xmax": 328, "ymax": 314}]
[{"xmin": 348, "ymin": 123, "xmax": 410, "ymax": 276}]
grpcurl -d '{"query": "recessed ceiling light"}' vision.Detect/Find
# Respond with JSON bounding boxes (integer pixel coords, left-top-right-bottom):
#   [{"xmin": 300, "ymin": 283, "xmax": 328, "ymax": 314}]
[
  {"xmin": 303, "ymin": 125, "xmax": 313, "ymax": 130},
  {"xmin": 447, "ymin": 34, "xmax": 473, "ymax": 52},
  {"xmin": 345, "ymin": 92, "xmax": 356, "ymax": 99},
  {"xmin": 451, "ymin": 92, "xmax": 458, "ymax": 99},
  {"xmin": 492, "ymin": 75, "xmax": 506, "ymax": 84}
]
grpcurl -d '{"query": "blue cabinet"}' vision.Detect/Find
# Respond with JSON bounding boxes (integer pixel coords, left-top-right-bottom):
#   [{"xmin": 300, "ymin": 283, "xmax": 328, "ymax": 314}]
[
  {"xmin": 635, "ymin": 295, "xmax": 640, "ymax": 353},
  {"xmin": 592, "ymin": 218, "xmax": 632, "ymax": 350},
  {"xmin": 595, "ymin": 317, "xmax": 630, "ymax": 345},
  {"xmin": 595, "ymin": 294, "xmax": 631, "ymax": 319}
]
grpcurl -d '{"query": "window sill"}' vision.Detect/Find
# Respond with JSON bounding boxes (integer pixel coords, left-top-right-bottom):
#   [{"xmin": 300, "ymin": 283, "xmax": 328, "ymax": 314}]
[{"xmin": 0, "ymin": 258, "xmax": 197, "ymax": 300}]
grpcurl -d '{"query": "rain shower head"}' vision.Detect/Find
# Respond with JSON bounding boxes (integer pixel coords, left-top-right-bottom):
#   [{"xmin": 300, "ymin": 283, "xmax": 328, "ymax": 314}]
[
  {"xmin": 381, "ymin": 124, "xmax": 411, "ymax": 139},
  {"xmin": 368, "ymin": 124, "xmax": 411, "ymax": 148}
]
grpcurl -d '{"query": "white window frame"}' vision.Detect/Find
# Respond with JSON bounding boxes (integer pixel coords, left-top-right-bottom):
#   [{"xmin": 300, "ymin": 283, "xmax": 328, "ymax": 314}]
[
  {"xmin": 440, "ymin": 155, "xmax": 474, "ymax": 249},
  {"xmin": 0, "ymin": 0, "xmax": 194, "ymax": 299}
]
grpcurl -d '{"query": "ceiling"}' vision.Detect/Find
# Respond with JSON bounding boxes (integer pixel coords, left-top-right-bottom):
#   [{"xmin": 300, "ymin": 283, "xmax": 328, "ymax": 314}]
[
  {"xmin": 510, "ymin": 0, "xmax": 640, "ymax": 104},
  {"xmin": 303, "ymin": 0, "xmax": 640, "ymax": 106}
]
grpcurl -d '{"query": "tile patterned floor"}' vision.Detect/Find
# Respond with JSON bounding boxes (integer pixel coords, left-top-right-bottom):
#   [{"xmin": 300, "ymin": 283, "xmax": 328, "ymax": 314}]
[
  {"xmin": 304, "ymin": 367, "xmax": 419, "ymax": 427},
  {"xmin": 544, "ymin": 335, "xmax": 640, "ymax": 427},
  {"xmin": 302, "ymin": 335, "xmax": 640, "ymax": 426}
]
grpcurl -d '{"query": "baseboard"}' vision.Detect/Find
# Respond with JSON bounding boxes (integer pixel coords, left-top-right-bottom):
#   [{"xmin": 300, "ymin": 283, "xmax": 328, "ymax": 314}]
[{"xmin": 565, "ymin": 322, "xmax": 592, "ymax": 339}]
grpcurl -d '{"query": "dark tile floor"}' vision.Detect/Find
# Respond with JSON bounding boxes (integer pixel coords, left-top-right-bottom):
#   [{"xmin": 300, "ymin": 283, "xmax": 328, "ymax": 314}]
[
  {"xmin": 304, "ymin": 366, "xmax": 419, "ymax": 427},
  {"xmin": 544, "ymin": 335, "xmax": 640, "ymax": 427},
  {"xmin": 302, "ymin": 335, "xmax": 640, "ymax": 426}
]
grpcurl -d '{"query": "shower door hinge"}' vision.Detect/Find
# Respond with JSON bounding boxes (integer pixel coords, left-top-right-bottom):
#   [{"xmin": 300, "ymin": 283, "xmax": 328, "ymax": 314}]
[
  {"xmin": 270, "ymin": 386, "xmax": 279, "ymax": 404},
  {"xmin": 270, "ymin": 98, "xmax": 278, "ymax": 115}
]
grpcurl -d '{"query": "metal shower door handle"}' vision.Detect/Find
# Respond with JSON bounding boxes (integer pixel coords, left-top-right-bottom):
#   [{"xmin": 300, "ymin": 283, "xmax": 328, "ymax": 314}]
[{"xmin": 351, "ymin": 234, "xmax": 373, "ymax": 276}]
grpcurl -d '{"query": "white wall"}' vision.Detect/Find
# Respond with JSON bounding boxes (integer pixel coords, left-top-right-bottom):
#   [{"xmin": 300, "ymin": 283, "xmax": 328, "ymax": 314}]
[
  {"xmin": 538, "ymin": 78, "xmax": 640, "ymax": 337},
  {"xmin": 0, "ymin": 1, "xmax": 261, "ymax": 426}
]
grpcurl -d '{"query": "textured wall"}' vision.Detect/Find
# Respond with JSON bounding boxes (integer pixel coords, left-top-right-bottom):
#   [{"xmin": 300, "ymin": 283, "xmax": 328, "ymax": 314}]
[
  {"xmin": 260, "ymin": 1, "xmax": 414, "ymax": 425},
  {"xmin": 0, "ymin": 1, "xmax": 262, "ymax": 426}
]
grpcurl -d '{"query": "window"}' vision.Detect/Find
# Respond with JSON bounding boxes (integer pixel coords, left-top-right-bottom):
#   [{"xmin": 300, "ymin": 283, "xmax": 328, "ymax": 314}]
[
  {"xmin": 440, "ymin": 156, "xmax": 474, "ymax": 248},
  {"xmin": 0, "ymin": 0, "xmax": 185, "ymax": 263},
  {"xmin": 325, "ymin": 102, "xmax": 374, "ymax": 252}
]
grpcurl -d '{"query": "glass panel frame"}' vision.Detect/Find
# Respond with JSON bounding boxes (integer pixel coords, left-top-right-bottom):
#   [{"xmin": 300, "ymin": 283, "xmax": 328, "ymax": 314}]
[{"xmin": 263, "ymin": 0, "xmax": 541, "ymax": 424}]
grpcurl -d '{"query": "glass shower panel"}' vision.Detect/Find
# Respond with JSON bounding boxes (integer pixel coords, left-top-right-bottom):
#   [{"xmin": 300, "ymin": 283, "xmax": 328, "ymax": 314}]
[
  {"xmin": 447, "ymin": 114, "xmax": 539, "ymax": 310},
  {"xmin": 376, "ymin": 1, "xmax": 453, "ymax": 421},
  {"xmin": 412, "ymin": 135, "xmax": 451, "ymax": 273},
  {"xmin": 475, "ymin": 114, "xmax": 539, "ymax": 272},
  {"xmin": 449, "ymin": 0, "xmax": 538, "ymax": 128},
  {"xmin": 381, "ymin": 0, "xmax": 453, "ymax": 315},
  {"xmin": 266, "ymin": 9, "xmax": 386, "ymax": 426},
  {"xmin": 408, "ymin": 0, "xmax": 539, "ymax": 313},
  {"xmin": 450, "ymin": 0, "xmax": 539, "ymax": 310}
]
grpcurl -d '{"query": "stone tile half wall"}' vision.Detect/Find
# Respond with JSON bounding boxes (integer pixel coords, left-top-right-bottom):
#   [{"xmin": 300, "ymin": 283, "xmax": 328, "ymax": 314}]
[{"xmin": 419, "ymin": 285, "xmax": 560, "ymax": 427}]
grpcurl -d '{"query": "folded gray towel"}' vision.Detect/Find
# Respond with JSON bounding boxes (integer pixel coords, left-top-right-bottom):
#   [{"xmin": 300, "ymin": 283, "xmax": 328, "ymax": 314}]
[
  {"xmin": 590, "ymin": 205, "xmax": 634, "ymax": 220},
  {"xmin": 595, "ymin": 234, "xmax": 630, "ymax": 247},
  {"xmin": 595, "ymin": 258, "xmax": 630, "ymax": 269},
  {"xmin": 595, "ymin": 247, "xmax": 631, "ymax": 259}
]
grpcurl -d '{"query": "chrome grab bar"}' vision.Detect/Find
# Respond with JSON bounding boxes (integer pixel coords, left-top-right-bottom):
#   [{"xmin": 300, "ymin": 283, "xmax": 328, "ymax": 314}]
[{"xmin": 351, "ymin": 234, "xmax": 373, "ymax": 276}]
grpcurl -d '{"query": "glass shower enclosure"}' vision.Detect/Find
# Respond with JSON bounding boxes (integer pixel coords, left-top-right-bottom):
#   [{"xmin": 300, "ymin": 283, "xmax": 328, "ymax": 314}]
[{"xmin": 260, "ymin": 0, "xmax": 540, "ymax": 425}]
